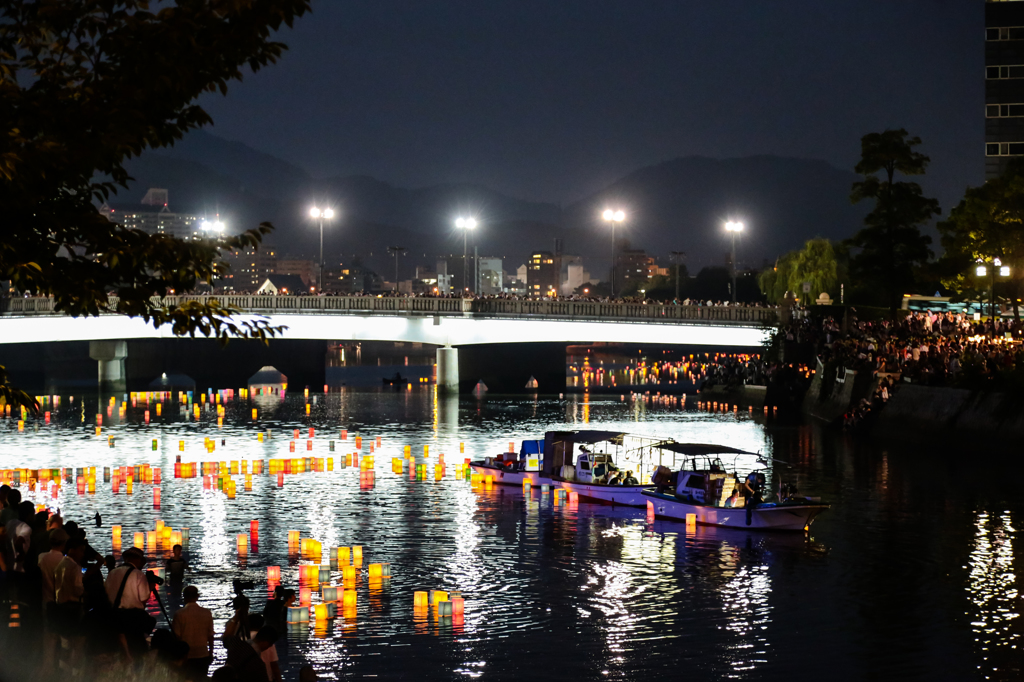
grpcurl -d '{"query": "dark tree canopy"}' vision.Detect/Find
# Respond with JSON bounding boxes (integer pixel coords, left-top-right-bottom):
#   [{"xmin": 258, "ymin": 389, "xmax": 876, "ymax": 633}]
[
  {"xmin": 938, "ymin": 160, "xmax": 1024, "ymax": 321},
  {"xmin": 0, "ymin": 0, "xmax": 311, "ymax": 409},
  {"xmin": 845, "ymin": 129, "xmax": 940, "ymax": 311}
]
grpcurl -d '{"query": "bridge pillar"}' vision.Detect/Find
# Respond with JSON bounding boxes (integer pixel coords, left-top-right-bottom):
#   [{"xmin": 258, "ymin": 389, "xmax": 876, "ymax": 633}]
[
  {"xmin": 89, "ymin": 340, "xmax": 127, "ymax": 393},
  {"xmin": 436, "ymin": 345, "xmax": 459, "ymax": 393}
]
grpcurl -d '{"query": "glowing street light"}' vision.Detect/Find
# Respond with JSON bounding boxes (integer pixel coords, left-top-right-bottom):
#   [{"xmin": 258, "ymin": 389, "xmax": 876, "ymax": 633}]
[
  {"xmin": 455, "ymin": 217, "xmax": 477, "ymax": 295},
  {"xmin": 725, "ymin": 221, "xmax": 744, "ymax": 303},
  {"xmin": 310, "ymin": 206, "xmax": 336, "ymax": 292},
  {"xmin": 200, "ymin": 220, "xmax": 225, "ymax": 233},
  {"xmin": 976, "ymin": 257, "xmax": 1012, "ymax": 323},
  {"xmin": 602, "ymin": 209, "xmax": 626, "ymax": 297}
]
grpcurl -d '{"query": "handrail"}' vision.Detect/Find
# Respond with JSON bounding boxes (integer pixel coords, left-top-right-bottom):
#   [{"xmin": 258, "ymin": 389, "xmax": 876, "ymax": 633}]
[{"xmin": 0, "ymin": 295, "xmax": 785, "ymax": 325}]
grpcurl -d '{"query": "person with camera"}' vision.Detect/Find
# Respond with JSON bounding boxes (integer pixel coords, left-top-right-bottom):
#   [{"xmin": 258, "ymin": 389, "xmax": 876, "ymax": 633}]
[{"xmin": 104, "ymin": 546, "xmax": 157, "ymax": 660}]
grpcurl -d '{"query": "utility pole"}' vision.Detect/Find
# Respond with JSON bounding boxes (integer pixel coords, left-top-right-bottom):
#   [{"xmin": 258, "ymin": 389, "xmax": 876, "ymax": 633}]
[
  {"xmin": 388, "ymin": 246, "xmax": 406, "ymax": 292},
  {"xmin": 670, "ymin": 251, "xmax": 686, "ymax": 300}
]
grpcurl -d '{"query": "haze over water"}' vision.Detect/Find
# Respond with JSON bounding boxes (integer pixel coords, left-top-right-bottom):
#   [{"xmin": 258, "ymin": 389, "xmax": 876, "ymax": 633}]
[{"xmin": 2, "ymin": 390, "xmax": 1020, "ymax": 681}]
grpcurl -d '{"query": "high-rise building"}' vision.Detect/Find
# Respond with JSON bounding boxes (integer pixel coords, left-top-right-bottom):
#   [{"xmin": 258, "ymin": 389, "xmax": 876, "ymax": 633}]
[
  {"xmin": 527, "ymin": 251, "xmax": 558, "ymax": 296},
  {"xmin": 275, "ymin": 258, "xmax": 317, "ymax": 288},
  {"xmin": 985, "ymin": 1, "xmax": 1024, "ymax": 179},
  {"xmin": 477, "ymin": 257, "xmax": 504, "ymax": 294},
  {"xmin": 220, "ymin": 245, "xmax": 277, "ymax": 291}
]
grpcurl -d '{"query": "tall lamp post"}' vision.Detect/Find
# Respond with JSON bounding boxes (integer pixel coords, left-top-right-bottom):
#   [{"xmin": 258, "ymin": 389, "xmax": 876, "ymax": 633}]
[
  {"xmin": 309, "ymin": 206, "xmax": 335, "ymax": 293},
  {"xmin": 670, "ymin": 251, "xmax": 686, "ymax": 301},
  {"xmin": 388, "ymin": 246, "xmax": 406, "ymax": 292},
  {"xmin": 602, "ymin": 209, "xmax": 625, "ymax": 297},
  {"xmin": 977, "ymin": 258, "xmax": 1011, "ymax": 325},
  {"xmin": 725, "ymin": 221, "xmax": 744, "ymax": 303},
  {"xmin": 455, "ymin": 217, "xmax": 477, "ymax": 296}
]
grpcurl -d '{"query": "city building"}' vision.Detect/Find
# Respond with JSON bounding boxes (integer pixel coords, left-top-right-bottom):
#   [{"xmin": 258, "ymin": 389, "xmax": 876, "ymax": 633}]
[
  {"xmin": 220, "ymin": 245, "xmax": 277, "ymax": 291},
  {"xmin": 477, "ymin": 257, "xmax": 504, "ymax": 295},
  {"xmin": 323, "ymin": 259, "xmax": 383, "ymax": 293},
  {"xmin": 103, "ymin": 188, "xmax": 206, "ymax": 240},
  {"xmin": 527, "ymin": 251, "xmax": 559, "ymax": 296},
  {"xmin": 275, "ymin": 258, "xmax": 317, "ymax": 288},
  {"xmin": 615, "ymin": 249, "xmax": 658, "ymax": 289},
  {"xmin": 563, "ymin": 263, "xmax": 596, "ymax": 295},
  {"xmin": 986, "ymin": 1, "xmax": 1024, "ymax": 179}
]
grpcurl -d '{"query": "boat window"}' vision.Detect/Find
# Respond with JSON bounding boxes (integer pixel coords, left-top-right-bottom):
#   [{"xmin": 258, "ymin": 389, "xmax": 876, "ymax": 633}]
[
  {"xmin": 579, "ymin": 461, "xmax": 590, "ymax": 470},
  {"xmin": 685, "ymin": 474, "xmax": 705, "ymax": 489}
]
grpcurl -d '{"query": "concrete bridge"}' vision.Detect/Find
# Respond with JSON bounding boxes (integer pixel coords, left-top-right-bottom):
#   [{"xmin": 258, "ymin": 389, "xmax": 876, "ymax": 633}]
[{"xmin": 0, "ymin": 296, "xmax": 779, "ymax": 394}]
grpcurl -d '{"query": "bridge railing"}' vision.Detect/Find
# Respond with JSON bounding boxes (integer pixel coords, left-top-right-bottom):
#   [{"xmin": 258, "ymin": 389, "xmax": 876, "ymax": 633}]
[{"xmin": 1, "ymin": 295, "xmax": 782, "ymax": 325}]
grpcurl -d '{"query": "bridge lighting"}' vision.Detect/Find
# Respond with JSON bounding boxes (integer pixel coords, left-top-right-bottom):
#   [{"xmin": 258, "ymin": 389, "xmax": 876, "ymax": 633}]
[
  {"xmin": 455, "ymin": 217, "xmax": 478, "ymax": 296},
  {"xmin": 724, "ymin": 220, "xmax": 744, "ymax": 303},
  {"xmin": 602, "ymin": 209, "xmax": 626, "ymax": 296},
  {"xmin": 309, "ymin": 206, "xmax": 337, "ymax": 293}
]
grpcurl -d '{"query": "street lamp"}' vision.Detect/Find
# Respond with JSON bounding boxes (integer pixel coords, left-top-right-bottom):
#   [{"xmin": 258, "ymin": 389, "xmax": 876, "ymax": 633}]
[
  {"xmin": 455, "ymin": 217, "xmax": 477, "ymax": 296},
  {"xmin": 977, "ymin": 258, "xmax": 1011, "ymax": 324},
  {"xmin": 725, "ymin": 221, "xmax": 744, "ymax": 303},
  {"xmin": 310, "ymin": 206, "xmax": 335, "ymax": 293},
  {"xmin": 200, "ymin": 220, "xmax": 225, "ymax": 233},
  {"xmin": 602, "ymin": 209, "xmax": 625, "ymax": 297},
  {"xmin": 670, "ymin": 251, "xmax": 686, "ymax": 301}
]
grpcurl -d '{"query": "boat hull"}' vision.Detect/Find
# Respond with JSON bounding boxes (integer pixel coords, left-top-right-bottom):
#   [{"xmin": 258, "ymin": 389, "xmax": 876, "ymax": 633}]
[
  {"xmin": 553, "ymin": 480, "xmax": 649, "ymax": 507},
  {"xmin": 642, "ymin": 491, "xmax": 828, "ymax": 531},
  {"xmin": 469, "ymin": 464, "xmax": 551, "ymax": 487}
]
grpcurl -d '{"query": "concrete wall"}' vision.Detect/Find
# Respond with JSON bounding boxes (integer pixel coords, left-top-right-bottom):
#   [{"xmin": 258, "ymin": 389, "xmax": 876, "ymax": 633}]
[{"xmin": 874, "ymin": 384, "xmax": 1024, "ymax": 440}]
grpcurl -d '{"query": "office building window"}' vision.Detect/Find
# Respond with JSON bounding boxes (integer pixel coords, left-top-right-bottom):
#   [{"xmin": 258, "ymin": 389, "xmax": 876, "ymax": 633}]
[
  {"xmin": 987, "ymin": 65, "xmax": 1024, "ymax": 79},
  {"xmin": 987, "ymin": 27, "xmax": 1024, "ymax": 41},
  {"xmin": 987, "ymin": 103, "xmax": 1024, "ymax": 117},
  {"xmin": 986, "ymin": 142, "xmax": 1024, "ymax": 156}
]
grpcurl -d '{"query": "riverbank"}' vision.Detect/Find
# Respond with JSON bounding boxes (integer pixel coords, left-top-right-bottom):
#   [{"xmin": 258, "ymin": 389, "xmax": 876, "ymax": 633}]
[{"xmin": 873, "ymin": 384, "xmax": 1024, "ymax": 441}]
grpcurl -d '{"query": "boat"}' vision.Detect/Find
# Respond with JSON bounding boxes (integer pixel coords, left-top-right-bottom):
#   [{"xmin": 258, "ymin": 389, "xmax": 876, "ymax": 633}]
[
  {"xmin": 382, "ymin": 372, "xmax": 409, "ymax": 387},
  {"xmin": 468, "ymin": 438, "xmax": 553, "ymax": 486},
  {"xmin": 640, "ymin": 447, "xmax": 829, "ymax": 531}
]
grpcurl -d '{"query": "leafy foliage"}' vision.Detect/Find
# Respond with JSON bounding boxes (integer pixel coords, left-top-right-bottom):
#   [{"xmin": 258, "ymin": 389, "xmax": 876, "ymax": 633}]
[
  {"xmin": 938, "ymin": 160, "xmax": 1024, "ymax": 320},
  {"xmin": 0, "ymin": 0, "xmax": 311, "ymax": 411},
  {"xmin": 845, "ymin": 129, "xmax": 940, "ymax": 311}
]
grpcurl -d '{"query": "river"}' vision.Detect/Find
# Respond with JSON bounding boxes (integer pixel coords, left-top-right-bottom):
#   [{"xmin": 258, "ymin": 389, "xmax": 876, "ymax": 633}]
[{"xmin": 1, "ymin": 389, "xmax": 1020, "ymax": 681}]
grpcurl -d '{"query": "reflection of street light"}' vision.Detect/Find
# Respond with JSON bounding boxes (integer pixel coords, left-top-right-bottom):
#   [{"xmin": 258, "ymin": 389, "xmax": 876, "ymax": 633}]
[
  {"xmin": 725, "ymin": 221, "xmax": 744, "ymax": 303},
  {"xmin": 602, "ymin": 209, "xmax": 626, "ymax": 297},
  {"xmin": 310, "ymin": 207, "xmax": 336, "ymax": 293},
  {"xmin": 455, "ymin": 217, "xmax": 477, "ymax": 295}
]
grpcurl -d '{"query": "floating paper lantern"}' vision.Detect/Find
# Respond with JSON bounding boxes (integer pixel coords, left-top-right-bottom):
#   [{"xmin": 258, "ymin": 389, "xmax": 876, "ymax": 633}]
[
  {"xmin": 112, "ymin": 525, "xmax": 122, "ymax": 542},
  {"xmin": 438, "ymin": 600, "xmax": 453, "ymax": 616},
  {"xmin": 288, "ymin": 530, "xmax": 300, "ymax": 545},
  {"xmin": 236, "ymin": 534, "xmax": 248, "ymax": 552},
  {"xmin": 153, "ymin": 488, "xmax": 161, "ymax": 507},
  {"xmin": 342, "ymin": 590, "xmax": 357, "ymax": 608},
  {"xmin": 451, "ymin": 596, "xmax": 465, "ymax": 617},
  {"xmin": 413, "ymin": 591, "xmax": 428, "ymax": 608},
  {"xmin": 133, "ymin": 532, "xmax": 144, "ymax": 549},
  {"xmin": 146, "ymin": 531, "xmax": 157, "ymax": 549},
  {"xmin": 170, "ymin": 531, "xmax": 182, "ymax": 546},
  {"xmin": 314, "ymin": 603, "xmax": 328, "ymax": 620},
  {"xmin": 342, "ymin": 565, "xmax": 356, "ymax": 583},
  {"xmin": 322, "ymin": 586, "xmax": 338, "ymax": 602},
  {"xmin": 268, "ymin": 566, "xmax": 281, "ymax": 581},
  {"xmin": 299, "ymin": 588, "xmax": 311, "ymax": 606},
  {"xmin": 286, "ymin": 606, "xmax": 309, "ymax": 623},
  {"xmin": 181, "ymin": 528, "xmax": 190, "ymax": 546},
  {"xmin": 432, "ymin": 590, "xmax": 448, "ymax": 605},
  {"xmin": 352, "ymin": 546, "xmax": 362, "ymax": 564},
  {"xmin": 368, "ymin": 563, "xmax": 382, "ymax": 578},
  {"xmin": 685, "ymin": 513, "xmax": 697, "ymax": 528},
  {"xmin": 337, "ymin": 547, "xmax": 350, "ymax": 565},
  {"xmin": 250, "ymin": 520, "xmax": 258, "ymax": 535}
]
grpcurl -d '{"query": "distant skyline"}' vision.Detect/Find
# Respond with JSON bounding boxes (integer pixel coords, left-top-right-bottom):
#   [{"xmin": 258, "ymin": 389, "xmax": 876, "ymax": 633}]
[{"xmin": 193, "ymin": 0, "xmax": 981, "ymax": 214}]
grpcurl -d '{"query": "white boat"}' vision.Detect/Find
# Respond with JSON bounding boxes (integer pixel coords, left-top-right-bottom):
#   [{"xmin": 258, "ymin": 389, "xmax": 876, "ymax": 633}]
[
  {"xmin": 469, "ymin": 438, "xmax": 554, "ymax": 486},
  {"xmin": 641, "ymin": 456, "xmax": 829, "ymax": 531}
]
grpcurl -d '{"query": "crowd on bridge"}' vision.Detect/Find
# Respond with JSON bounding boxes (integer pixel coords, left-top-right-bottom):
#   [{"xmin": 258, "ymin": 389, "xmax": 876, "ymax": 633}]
[
  {"xmin": 0, "ymin": 485, "xmax": 317, "ymax": 682},
  {"xmin": 784, "ymin": 309, "xmax": 1024, "ymax": 428}
]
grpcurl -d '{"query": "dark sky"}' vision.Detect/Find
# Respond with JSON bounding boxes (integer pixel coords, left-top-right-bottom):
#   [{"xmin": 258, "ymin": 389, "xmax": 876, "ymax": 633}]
[{"xmin": 199, "ymin": 0, "xmax": 981, "ymax": 210}]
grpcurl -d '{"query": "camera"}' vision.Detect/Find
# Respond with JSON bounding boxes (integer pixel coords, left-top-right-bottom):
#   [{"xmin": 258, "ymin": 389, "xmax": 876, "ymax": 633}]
[
  {"xmin": 146, "ymin": 570, "xmax": 165, "ymax": 586},
  {"xmin": 232, "ymin": 578, "xmax": 256, "ymax": 595}
]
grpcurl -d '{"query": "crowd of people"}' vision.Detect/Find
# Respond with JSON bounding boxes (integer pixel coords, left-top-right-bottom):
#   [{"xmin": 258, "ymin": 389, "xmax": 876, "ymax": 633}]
[
  {"xmin": 784, "ymin": 308, "xmax": 1024, "ymax": 428},
  {"xmin": 0, "ymin": 485, "xmax": 316, "ymax": 682}
]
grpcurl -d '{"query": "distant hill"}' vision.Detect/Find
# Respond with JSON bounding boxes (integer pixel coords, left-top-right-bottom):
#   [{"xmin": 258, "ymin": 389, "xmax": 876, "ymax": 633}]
[{"xmin": 117, "ymin": 131, "xmax": 866, "ymax": 277}]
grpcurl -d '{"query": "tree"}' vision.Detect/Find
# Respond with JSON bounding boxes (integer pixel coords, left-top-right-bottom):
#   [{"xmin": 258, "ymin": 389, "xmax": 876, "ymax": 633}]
[
  {"xmin": 846, "ymin": 129, "xmax": 940, "ymax": 312},
  {"xmin": 0, "ymin": 0, "xmax": 311, "ymax": 410},
  {"xmin": 758, "ymin": 252, "xmax": 796, "ymax": 305},
  {"xmin": 788, "ymin": 238, "xmax": 838, "ymax": 303},
  {"xmin": 938, "ymin": 160, "xmax": 1024, "ymax": 321}
]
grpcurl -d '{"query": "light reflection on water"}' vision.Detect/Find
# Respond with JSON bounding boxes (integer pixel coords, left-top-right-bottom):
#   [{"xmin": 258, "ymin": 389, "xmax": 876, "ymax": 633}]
[
  {"xmin": 967, "ymin": 511, "xmax": 1021, "ymax": 681},
  {"xmin": 0, "ymin": 389, "xmax": 1018, "ymax": 680}
]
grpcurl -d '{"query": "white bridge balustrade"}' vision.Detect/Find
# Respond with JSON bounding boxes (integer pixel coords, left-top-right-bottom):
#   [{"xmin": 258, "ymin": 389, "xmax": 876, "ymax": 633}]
[{"xmin": 0, "ymin": 295, "xmax": 786, "ymax": 348}]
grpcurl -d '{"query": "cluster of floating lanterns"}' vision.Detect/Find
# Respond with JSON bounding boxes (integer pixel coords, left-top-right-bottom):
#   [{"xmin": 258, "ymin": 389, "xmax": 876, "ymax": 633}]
[{"xmin": 111, "ymin": 519, "xmax": 188, "ymax": 556}]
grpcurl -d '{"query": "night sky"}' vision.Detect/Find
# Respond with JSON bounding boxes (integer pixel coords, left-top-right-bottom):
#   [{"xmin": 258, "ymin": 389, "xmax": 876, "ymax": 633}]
[{"xmin": 198, "ymin": 0, "xmax": 981, "ymax": 211}]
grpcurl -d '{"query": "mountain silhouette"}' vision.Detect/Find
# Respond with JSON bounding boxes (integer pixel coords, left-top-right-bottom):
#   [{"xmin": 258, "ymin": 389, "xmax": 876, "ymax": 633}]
[{"xmin": 117, "ymin": 130, "xmax": 866, "ymax": 277}]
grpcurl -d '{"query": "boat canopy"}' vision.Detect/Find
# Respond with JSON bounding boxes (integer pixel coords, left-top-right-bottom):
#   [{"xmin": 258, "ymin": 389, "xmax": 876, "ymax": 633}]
[
  {"xmin": 559, "ymin": 430, "xmax": 626, "ymax": 445},
  {"xmin": 654, "ymin": 443, "xmax": 761, "ymax": 458}
]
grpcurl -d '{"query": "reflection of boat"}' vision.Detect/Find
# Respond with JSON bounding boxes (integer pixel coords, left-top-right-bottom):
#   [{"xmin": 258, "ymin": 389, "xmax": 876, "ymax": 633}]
[
  {"xmin": 641, "ymin": 450, "xmax": 829, "ymax": 531},
  {"xmin": 382, "ymin": 373, "xmax": 408, "ymax": 387}
]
